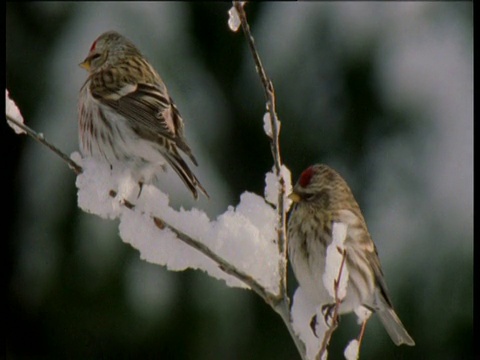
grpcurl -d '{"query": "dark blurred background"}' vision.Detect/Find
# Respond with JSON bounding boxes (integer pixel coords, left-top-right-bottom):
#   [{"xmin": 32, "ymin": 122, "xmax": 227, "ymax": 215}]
[{"xmin": 6, "ymin": 2, "xmax": 473, "ymax": 359}]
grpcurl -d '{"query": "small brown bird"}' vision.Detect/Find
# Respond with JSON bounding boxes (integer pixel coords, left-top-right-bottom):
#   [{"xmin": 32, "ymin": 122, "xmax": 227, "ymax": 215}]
[
  {"xmin": 78, "ymin": 31, "xmax": 208, "ymax": 199},
  {"xmin": 288, "ymin": 164, "xmax": 414, "ymax": 346}
]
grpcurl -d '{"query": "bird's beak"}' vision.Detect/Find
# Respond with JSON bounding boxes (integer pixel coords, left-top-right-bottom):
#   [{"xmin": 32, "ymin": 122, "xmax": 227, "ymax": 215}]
[
  {"xmin": 79, "ymin": 59, "xmax": 90, "ymax": 71},
  {"xmin": 288, "ymin": 191, "xmax": 301, "ymax": 203}
]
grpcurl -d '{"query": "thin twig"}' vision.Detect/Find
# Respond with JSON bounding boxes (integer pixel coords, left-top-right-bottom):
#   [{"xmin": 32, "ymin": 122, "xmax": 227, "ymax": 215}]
[
  {"xmin": 317, "ymin": 248, "xmax": 348, "ymax": 359},
  {"xmin": 356, "ymin": 318, "xmax": 369, "ymax": 355},
  {"xmin": 6, "ymin": 114, "xmax": 83, "ymax": 174},
  {"xmin": 234, "ymin": 2, "xmax": 273, "ymax": 98},
  {"xmin": 233, "ymin": 0, "xmax": 287, "ymax": 304},
  {"xmin": 233, "ymin": 3, "xmax": 303, "ymax": 358}
]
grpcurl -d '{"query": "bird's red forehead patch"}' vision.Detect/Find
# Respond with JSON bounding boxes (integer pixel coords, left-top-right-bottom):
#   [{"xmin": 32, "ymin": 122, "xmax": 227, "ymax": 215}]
[
  {"xmin": 299, "ymin": 166, "xmax": 314, "ymax": 187},
  {"xmin": 89, "ymin": 40, "xmax": 97, "ymax": 52}
]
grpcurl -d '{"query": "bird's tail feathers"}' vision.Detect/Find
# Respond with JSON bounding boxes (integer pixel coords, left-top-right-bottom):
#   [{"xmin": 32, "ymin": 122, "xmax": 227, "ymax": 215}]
[
  {"xmin": 377, "ymin": 307, "xmax": 415, "ymax": 346},
  {"xmin": 163, "ymin": 148, "xmax": 208, "ymax": 199}
]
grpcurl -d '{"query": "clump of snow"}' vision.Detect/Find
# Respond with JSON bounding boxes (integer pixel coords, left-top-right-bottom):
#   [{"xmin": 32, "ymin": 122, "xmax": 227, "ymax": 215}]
[
  {"xmin": 6, "ymin": 89, "xmax": 26, "ymax": 134},
  {"xmin": 291, "ymin": 221, "xmax": 352, "ymax": 360},
  {"xmin": 227, "ymin": 3, "xmax": 243, "ymax": 32},
  {"xmin": 75, "ymin": 156, "xmax": 282, "ymax": 293},
  {"xmin": 323, "ymin": 222, "xmax": 349, "ymax": 300},
  {"xmin": 73, "ymin": 153, "xmax": 136, "ymax": 219},
  {"xmin": 354, "ymin": 305, "xmax": 372, "ymax": 324},
  {"xmin": 264, "ymin": 170, "xmax": 277, "ymax": 206},
  {"xmin": 291, "ymin": 288, "xmax": 327, "ymax": 360},
  {"xmin": 343, "ymin": 339, "xmax": 359, "ymax": 360},
  {"xmin": 264, "ymin": 165, "xmax": 292, "ymax": 208},
  {"xmin": 263, "ymin": 112, "xmax": 272, "ymax": 138},
  {"xmin": 263, "ymin": 111, "xmax": 281, "ymax": 139}
]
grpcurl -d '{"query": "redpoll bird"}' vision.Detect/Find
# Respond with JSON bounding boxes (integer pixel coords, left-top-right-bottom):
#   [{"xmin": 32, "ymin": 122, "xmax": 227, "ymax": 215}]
[
  {"xmin": 288, "ymin": 164, "xmax": 415, "ymax": 346},
  {"xmin": 78, "ymin": 31, "xmax": 208, "ymax": 199}
]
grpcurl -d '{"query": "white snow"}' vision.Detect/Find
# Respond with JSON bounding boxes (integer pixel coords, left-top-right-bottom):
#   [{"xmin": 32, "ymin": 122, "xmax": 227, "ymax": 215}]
[
  {"xmin": 5, "ymin": 89, "xmax": 26, "ymax": 134},
  {"xmin": 74, "ymin": 155, "xmax": 282, "ymax": 293},
  {"xmin": 263, "ymin": 111, "xmax": 281, "ymax": 140},
  {"xmin": 354, "ymin": 305, "xmax": 372, "ymax": 324},
  {"xmin": 323, "ymin": 222, "xmax": 349, "ymax": 300},
  {"xmin": 291, "ymin": 222, "xmax": 354, "ymax": 360},
  {"xmin": 291, "ymin": 287, "xmax": 328, "ymax": 360},
  {"xmin": 264, "ymin": 165, "xmax": 292, "ymax": 209},
  {"xmin": 343, "ymin": 339, "xmax": 359, "ymax": 360},
  {"xmin": 263, "ymin": 112, "xmax": 272, "ymax": 138},
  {"xmin": 228, "ymin": 4, "xmax": 242, "ymax": 32}
]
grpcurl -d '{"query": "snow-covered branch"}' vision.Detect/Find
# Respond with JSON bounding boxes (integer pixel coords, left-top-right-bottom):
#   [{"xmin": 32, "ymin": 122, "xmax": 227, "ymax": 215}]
[
  {"xmin": 113, "ymin": 193, "xmax": 277, "ymax": 305},
  {"xmin": 290, "ymin": 222, "xmax": 357, "ymax": 360},
  {"xmin": 317, "ymin": 245, "xmax": 348, "ymax": 359}
]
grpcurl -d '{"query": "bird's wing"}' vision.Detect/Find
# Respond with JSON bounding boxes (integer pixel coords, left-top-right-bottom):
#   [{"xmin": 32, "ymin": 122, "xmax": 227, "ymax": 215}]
[
  {"xmin": 91, "ymin": 79, "xmax": 197, "ymax": 164},
  {"xmin": 92, "ymin": 80, "xmax": 178, "ymax": 138},
  {"xmin": 366, "ymin": 245, "xmax": 394, "ymax": 308}
]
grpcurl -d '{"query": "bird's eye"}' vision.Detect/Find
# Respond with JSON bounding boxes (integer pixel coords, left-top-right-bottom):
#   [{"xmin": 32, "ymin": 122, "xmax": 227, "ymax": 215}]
[
  {"xmin": 304, "ymin": 194, "xmax": 315, "ymax": 201},
  {"xmin": 90, "ymin": 53, "xmax": 101, "ymax": 62}
]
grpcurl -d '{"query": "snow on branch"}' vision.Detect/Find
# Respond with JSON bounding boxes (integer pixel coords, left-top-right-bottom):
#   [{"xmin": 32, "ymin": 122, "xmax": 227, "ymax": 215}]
[
  {"xmin": 5, "ymin": 90, "xmax": 283, "ymax": 303},
  {"xmin": 6, "ymin": 89, "xmax": 26, "ymax": 135},
  {"xmin": 73, "ymin": 152, "xmax": 283, "ymax": 296},
  {"xmin": 227, "ymin": 2, "xmax": 243, "ymax": 32},
  {"xmin": 317, "ymin": 222, "xmax": 349, "ymax": 359},
  {"xmin": 344, "ymin": 340, "xmax": 360, "ymax": 360},
  {"xmin": 291, "ymin": 222, "xmax": 350, "ymax": 360},
  {"xmin": 323, "ymin": 222, "xmax": 349, "ymax": 300}
]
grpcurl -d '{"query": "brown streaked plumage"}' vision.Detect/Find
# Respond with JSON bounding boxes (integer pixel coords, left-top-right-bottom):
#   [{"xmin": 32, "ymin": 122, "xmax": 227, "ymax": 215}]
[
  {"xmin": 288, "ymin": 164, "xmax": 414, "ymax": 346},
  {"xmin": 78, "ymin": 31, "xmax": 208, "ymax": 199}
]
